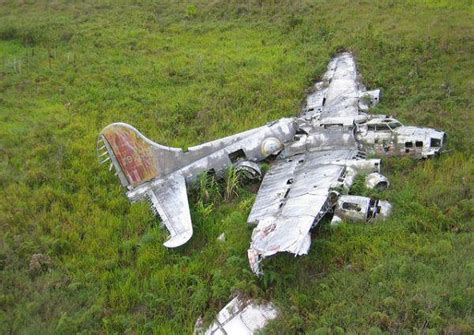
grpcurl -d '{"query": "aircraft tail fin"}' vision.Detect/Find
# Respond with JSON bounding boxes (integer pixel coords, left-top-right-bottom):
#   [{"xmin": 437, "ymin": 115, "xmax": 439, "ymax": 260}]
[{"xmin": 97, "ymin": 123, "xmax": 183, "ymax": 189}]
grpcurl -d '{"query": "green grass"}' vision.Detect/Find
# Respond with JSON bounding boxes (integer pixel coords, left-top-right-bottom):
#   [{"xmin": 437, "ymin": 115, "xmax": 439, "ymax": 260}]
[{"xmin": 0, "ymin": 1, "xmax": 473, "ymax": 333}]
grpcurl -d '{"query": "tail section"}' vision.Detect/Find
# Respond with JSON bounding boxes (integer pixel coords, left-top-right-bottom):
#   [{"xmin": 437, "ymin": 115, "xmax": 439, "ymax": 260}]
[
  {"xmin": 98, "ymin": 123, "xmax": 193, "ymax": 248},
  {"xmin": 97, "ymin": 123, "xmax": 183, "ymax": 189}
]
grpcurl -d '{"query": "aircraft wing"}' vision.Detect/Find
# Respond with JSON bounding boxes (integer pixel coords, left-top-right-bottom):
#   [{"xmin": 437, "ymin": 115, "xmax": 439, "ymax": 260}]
[
  {"xmin": 247, "ymin": 149, "xmax": 353, "ymax": 274},
  {"xmin": 302, "ymin": 53, "xmax": 380, "ymax": 126},
  {"xmin": 139, "ymin": 173, "xmax": 193, "ymax": 248},
  {"xmin": 320, "ymin": 52, "xmax": 361, "ymax": 119}
]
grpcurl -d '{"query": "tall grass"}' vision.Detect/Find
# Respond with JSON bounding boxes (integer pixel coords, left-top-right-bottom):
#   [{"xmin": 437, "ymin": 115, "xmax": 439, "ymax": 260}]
[{"xmin": 0, "ymin": 1, "xmax": 472, "ymax": 333}]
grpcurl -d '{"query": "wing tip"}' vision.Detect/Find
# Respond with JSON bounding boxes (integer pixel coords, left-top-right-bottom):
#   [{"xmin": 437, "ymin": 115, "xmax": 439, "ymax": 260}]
[{"xmin": 163, "ymin": 228, "xmax": 193, "ymax": 248}]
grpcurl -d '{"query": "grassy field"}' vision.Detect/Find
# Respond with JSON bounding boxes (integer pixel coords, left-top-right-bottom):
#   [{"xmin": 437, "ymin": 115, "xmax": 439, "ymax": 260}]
[{"xmin": 0, "ymin": 0, "xmax": 473, "ymax": 333}]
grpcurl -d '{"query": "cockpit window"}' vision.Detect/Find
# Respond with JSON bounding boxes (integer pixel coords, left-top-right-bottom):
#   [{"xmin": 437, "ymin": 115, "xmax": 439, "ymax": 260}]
[
  {"xmin": 388, "ymin": 122, "xmax": 402, "ymax": 129},
  {"xmin": 376, "ymin": 124, "xmax": 391, "ymax": 131}
]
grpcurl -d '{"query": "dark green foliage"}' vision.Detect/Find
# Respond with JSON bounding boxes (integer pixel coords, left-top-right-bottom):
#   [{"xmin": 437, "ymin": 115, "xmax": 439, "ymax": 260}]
[{"xmin": 0, "ymin": 0, "xmax": 472, "ymax": 333}]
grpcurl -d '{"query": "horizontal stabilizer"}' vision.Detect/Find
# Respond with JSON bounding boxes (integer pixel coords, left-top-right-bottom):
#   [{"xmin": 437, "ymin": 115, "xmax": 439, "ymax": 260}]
[{"xmin": 144, "ymin": 173, "xmax": 193, "ymax": 248}]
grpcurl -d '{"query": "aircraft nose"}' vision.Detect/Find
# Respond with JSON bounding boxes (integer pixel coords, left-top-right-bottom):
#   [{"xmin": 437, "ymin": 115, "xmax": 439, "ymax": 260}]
[
  {"xmin": 435, "ymin": 132, "xmax": 448, "ymax": 154},
  {"xmin": 441, "ymin": 133, "xmax": 448, "ymax": 151},
  {"xmin": 428, "ymin": 130, "xmax": 447, "ymax": 156}
]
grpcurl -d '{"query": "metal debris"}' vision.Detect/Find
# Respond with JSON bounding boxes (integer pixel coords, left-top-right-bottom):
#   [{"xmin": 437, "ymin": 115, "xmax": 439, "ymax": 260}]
[
  {"xmin": 98, "ymin": 52, "xmax": 446, "ymax": 274},
  {"xmin": 365, "ymin": 172, "xmax": 390, "ymax": 190},
  {"xmin": 330, "ymin": 195, "xmax": 392, "ymax": 225},
  {"xmin": 195, "ymin": 296, "xmax": 278, "ymax": 335}
]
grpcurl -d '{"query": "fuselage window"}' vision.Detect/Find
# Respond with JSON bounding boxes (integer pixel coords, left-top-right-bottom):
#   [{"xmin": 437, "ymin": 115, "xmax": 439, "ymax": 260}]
[
  {"xmin": 377, "ymin": 124, "xmax": 391, "ymax": 131},
  {"xmin": 405, "ymin": 142, "xmax": 413, "ymax": 148},
  {"xmin": 415, "ymin": 141, "xmax": 423, "ymax": 147},
  {"xmin": 228, "ymin": 149, "xmax": 246, "ymax": 163},
  {"xmin": 368, "ymin": 125, "xmax": 376, "ymax": 131},
  {"xmin": 388, "ymin": 122, "xmax": 402, "ymax": 129}
]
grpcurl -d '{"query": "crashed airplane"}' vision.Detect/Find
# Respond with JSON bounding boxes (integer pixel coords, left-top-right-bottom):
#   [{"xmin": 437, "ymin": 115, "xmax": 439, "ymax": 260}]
[{"xmin": 97, "ymin": 52, "xmax": 446, "ymax": 275}]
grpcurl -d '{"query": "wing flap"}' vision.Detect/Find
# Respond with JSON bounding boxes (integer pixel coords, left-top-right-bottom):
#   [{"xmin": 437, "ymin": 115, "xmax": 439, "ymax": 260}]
[{"xmin": 146, "ymin": 173, "xmax": 192, "ymax": 248}]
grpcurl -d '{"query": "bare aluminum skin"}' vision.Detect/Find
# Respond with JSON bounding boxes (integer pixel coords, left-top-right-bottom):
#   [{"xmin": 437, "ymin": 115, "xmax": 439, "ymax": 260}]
[
  {"xmin": 195, "ymin": 296, "xmax": 278, "ymax": 335},
  {"xmin": 365, "ymin": 172, "xmax": 390, "ymax": 190},
  {"xmin": 98, "ymin": 52, "xmax": 447, "ymax": 276},
  {"xmin": 330, "ymin": 195, "xmax": 393, "ymax": 225}
]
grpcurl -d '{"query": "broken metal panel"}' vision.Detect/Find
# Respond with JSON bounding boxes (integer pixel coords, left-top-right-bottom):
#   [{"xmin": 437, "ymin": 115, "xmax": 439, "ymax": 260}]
[
  {"xmin": 217, "ymin": 233, "xmax": 225, "ymax": 242},
  {"xmin": 197, "ymin": 296, "xmax": 278, "ymax": 335},
  {"xmin": 344, "ymin": 158, "xmax": 381, "ymax": 174},
  {"xmin": 249, "ymin": 215, "xmax": 318, "ymax": 257},
  {"xmin": 302, "ymin": 83, "xmax": 327, "ymax": 120}
]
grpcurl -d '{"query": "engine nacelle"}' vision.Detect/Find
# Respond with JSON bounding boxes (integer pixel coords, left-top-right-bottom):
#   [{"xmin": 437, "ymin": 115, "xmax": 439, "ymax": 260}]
[
  {"xmin": 365, "ymin": 172, "xmax": 389, "ymax": 190},
  {"xmin": 330, "ymin": 195, "xmax": 392, "ymax": 225},
  {"xmin": 235, "ymin": 161, "xmax": 262, "ymax": 181},
  {"xmin": 345, "ymin": 158, "xmax": 381, "ymax": 174}
]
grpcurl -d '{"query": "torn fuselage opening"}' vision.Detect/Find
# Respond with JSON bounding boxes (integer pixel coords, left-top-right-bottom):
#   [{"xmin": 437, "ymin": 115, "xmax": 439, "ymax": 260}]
[{"xmin": 228, "ymin": 148, "xmax": 247, "ymax": 163}]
